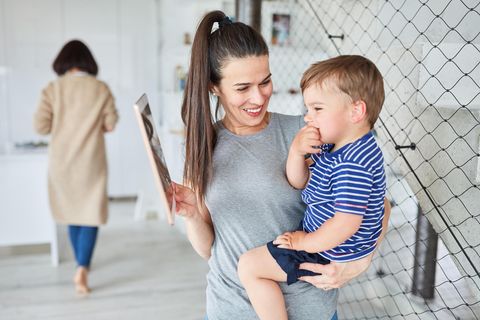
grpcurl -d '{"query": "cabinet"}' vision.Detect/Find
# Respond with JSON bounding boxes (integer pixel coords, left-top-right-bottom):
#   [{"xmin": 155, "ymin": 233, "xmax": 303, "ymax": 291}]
[{"xmin": 0, "ymin": 150, "xmax": 58, "ymax": 265}]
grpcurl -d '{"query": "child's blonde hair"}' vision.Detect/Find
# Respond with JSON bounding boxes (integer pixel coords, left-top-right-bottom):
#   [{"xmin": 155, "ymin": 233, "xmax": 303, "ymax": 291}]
[{"xmin": 300, "ymin": 55, "xmax": 385, "ymax": 129}]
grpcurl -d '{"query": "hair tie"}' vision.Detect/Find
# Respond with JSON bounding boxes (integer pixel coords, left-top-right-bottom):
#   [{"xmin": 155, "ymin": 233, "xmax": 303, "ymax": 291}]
[{"xmin": 218, "ymin": 16, "xmax": 233, "ymax": 28}]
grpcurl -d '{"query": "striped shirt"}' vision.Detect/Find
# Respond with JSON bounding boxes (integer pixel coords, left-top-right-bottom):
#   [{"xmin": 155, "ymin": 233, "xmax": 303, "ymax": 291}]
[{"xmin": 301, "ymin": 131, "xmax": 386, "ymax": 262}]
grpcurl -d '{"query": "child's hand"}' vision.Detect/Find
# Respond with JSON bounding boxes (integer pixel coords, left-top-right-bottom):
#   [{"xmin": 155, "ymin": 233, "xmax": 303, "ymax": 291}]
[
  {"xmin": 290, "ymin": 125, "xmax": 322, "ymax": 156},
  {"xmin": 273, "ymin": 231, "xmax": 308, "ymax": 250}
]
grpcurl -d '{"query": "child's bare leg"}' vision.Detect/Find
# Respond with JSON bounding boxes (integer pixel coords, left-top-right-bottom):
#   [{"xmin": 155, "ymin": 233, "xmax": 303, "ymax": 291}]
[{"xmin": 238, "ymin": 245, "xmax": 288, "ymax": 320}]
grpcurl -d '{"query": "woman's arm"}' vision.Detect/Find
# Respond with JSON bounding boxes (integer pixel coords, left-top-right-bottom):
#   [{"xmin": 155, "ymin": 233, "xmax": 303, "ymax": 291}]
[
  {"xmin": 102, "ymin": 88, "xmax": 118, "ymax": 132},
  {"xmin": 34, "ymin": 85, "xmax": 54, "ymax": 135},
  {"xmin": 184, "ymin": 201, "xmax": 214, "ymax": 260},
  {"xmin": 298, "ymin": 198, "xmax": 391, "ymax": 289},
  {"xmin": 174, "ymin": 183, "xmax": 214, "ymax": 260}
]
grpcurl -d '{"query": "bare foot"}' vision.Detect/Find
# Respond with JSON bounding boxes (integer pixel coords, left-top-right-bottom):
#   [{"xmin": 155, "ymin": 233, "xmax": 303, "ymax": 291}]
[{"xmin": 73, "ymin": 266, "xmax": 91, "ymax": 295}]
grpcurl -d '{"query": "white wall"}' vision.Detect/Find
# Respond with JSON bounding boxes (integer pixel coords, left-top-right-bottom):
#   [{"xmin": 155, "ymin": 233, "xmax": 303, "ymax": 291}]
[
  {"xmin": 260, "ymin": 1, "xmax": 329, "ymax": 116},
  {"xmin": 0, "ymin": 0, "xmax": 158, "ymax": 196},
  {"xmin": 0, "ymin": 1, "xmax": 8, "ymax": 149},
  {"xmin": 0, "ymin": 0, "xmax": 238, "ymax": 229}
]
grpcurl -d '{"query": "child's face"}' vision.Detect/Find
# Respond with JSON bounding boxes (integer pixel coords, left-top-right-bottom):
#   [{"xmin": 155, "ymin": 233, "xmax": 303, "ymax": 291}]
[{"xmin": 303, "ymin": 83, "xmax": 352, "ymax": 145}]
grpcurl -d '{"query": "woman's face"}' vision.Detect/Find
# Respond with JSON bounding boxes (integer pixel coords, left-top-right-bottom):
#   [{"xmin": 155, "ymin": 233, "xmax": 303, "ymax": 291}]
[{"xmin": 212, "ymin": 55, "xmax": 273, "ymax": 135}]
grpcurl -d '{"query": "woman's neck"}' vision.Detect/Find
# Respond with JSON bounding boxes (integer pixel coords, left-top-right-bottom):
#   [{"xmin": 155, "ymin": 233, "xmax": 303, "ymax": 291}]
[
  {"xmin": 68, "ymin": 67, "xmax": 82, "ymax": 73},
  {"xmin": 222, "ymin": 112, "xmax": 270, "ymax": 136}
]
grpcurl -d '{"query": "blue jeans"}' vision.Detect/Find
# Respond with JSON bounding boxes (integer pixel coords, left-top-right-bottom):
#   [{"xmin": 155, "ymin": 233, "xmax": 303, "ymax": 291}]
[
  {"xmin": 204, "ymin": 311, "xmax": 338, "ymax": 319},
  {"xmin": 68, "ymin": 225, "xmax": 98, "ymax": 268}
]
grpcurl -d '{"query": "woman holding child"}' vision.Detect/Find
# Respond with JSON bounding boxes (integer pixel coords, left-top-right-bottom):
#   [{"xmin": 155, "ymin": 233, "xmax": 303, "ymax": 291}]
[{"xmin": 173, "ymin": 10, "xmax": 390, "ymax": 320}]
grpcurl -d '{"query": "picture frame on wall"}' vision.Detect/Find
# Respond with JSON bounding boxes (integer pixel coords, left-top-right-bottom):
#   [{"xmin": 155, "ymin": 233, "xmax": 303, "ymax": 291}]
[{"xmin": 271, "ymin": 13, "xmax": 290, "ymax": 46}]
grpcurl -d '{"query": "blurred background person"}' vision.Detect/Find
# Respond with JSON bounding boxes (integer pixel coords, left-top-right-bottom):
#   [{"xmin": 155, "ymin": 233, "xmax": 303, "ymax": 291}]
[{"xmin": 33, "ymin": 39, "xmax": 118, "ymax": 294}]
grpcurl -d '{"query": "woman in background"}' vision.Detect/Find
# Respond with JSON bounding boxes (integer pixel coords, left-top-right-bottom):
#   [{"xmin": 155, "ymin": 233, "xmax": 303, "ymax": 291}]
[{"xmin": 34, "ymin": 39, "xmax": 118, "ymax": 294}]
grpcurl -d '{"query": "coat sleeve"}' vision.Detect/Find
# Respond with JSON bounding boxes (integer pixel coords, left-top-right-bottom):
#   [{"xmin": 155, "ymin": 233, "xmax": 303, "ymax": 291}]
[
  {"xmin": 33, "ymin": 84, "xmax": 54, "ymax": 135},
  {"xmin": 102, "ymin": 86, "xmax": 119, "ymax": 131}
]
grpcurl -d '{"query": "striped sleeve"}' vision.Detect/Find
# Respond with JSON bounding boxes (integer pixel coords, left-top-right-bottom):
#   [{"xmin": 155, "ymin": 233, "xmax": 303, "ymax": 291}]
[
  {"xmin": 310, "ymin": 144, "xmax": 334, "ymax": 166},
  {"xmin": 331, "ymin": 161, "xmax": 373, "ymax": 215}
]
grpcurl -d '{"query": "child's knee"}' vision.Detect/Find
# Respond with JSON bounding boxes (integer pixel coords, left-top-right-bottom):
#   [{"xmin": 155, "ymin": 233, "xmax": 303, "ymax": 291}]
[{"xmin": 237, "ymin": 250, "xmax": 256, "ymax": 283}]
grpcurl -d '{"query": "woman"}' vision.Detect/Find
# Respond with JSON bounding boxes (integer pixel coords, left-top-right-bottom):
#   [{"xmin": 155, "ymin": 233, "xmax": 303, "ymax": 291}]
[
  {"xmin": 173, "ymin": 11, "xmax": 390, "ymax": 319},
  {"xmin": 34, "ymin": 39, "xmax": 118, "ymax": 294}
]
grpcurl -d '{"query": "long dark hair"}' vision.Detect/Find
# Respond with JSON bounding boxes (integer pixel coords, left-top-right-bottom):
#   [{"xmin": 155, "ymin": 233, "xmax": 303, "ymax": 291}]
[
  {"xmin": 181, "ymin": 10, "xmax": 269, "ymax": 200},
  {"xmin": 52, "ymin": 39, "xmax": 98, "ymax": 76}
]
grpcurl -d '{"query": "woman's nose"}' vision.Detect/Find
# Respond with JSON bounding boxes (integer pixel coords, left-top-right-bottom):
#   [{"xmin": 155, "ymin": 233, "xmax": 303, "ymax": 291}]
[{"xmin": 250, "ymin": 87, "xmax": 266, "ymax": 105}]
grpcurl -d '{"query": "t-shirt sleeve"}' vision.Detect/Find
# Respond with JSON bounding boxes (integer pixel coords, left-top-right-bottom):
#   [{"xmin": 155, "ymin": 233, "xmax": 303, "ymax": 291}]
[
  {"xmin": 309, "ymin": 144, "xmax": 333, "ymax": 167},
  {"xmin": 331, "ymin": 161, "xmax": 373, "ymax": 215},
  {"xmin": 297, "ymin": 114, "xmax": 304, "ymax": 131}
]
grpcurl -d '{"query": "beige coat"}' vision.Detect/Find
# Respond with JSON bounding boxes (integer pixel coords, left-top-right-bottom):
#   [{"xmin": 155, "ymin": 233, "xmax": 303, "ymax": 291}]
[{"xmin": 34, "ymin": 73, "xmax": 118, "ymax": 226}]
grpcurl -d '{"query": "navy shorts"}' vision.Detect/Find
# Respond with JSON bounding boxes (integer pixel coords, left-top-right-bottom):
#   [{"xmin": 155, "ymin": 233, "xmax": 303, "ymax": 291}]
[{"xmin": 267, "ymin": 241, "xmax": 330, "ymax": 285}]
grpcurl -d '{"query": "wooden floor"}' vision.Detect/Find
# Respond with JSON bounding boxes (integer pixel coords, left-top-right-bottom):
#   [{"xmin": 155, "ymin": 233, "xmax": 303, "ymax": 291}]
[{"xmin": 0, "ymin": 200, "xmax": 208, "ymax": 320}]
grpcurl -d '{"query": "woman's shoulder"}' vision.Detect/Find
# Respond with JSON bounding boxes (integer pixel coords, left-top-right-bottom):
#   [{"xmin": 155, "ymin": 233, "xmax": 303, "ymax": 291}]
[
  {"xmin": 271, "ymin": 112, "xmax": 303, "ymax": 131},
  {"xmin": 92, "ymin": 77, "xmax": 111, "ymax": 89},
  {"xmin": 82, "ymin": 76, "xmax": 111, "ymax": 90},
  {"xmin": 42, "ymin": 79, "xmax": 57, "ymax": 92},
  {"xmin": 54, "ymin": 76, "xmax": 114, "ymax": 101},
  {"xmin": 272, "ymin": 112, "xmax": 302, "ymax": 122},
  {"xmin": 59, "ymin": 74, "xmax": 110, "ymax": 88}
]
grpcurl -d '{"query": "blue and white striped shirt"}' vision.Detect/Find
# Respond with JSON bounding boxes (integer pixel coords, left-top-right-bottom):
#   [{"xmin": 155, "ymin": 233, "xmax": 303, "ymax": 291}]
[{"xmin": 301, "ymin": 131, "xmax": 386, "ymax": 262}]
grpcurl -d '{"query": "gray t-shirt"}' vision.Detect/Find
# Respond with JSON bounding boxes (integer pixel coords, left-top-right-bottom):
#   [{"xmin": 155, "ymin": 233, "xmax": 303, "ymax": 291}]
[{"xmin": 205, "ymin": 113, "xmax": 338, "ymax": 320}]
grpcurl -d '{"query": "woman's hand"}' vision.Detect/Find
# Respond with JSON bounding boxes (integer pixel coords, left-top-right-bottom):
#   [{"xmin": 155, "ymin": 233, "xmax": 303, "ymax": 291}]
[
  {"xmin": 172, "ymin": 182, "xmax": 200, "ymax": 219},
  {"xmin": 290, "ymin": 125, "xmax": 323, "ymax": 156},
  {"xmin": 298, "ymin": 253, "xmax": 372, "ymax": 290},
  {"xmin": 173, "ymin": 182, "xmax": 214, "ymax": 260},
  {"xmin": 103, "ymin": 125, "xmax": 114, "ymax": 132}
]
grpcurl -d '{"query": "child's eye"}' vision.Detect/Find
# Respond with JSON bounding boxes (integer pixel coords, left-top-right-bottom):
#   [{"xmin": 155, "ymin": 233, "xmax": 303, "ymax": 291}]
[
  {"xmin": 314, "ymin": 107, "xmax": 323, "ymax": 111},
  {"xmin": 260, "ymin": 79, "xmax": 271, "ymax": 86}
]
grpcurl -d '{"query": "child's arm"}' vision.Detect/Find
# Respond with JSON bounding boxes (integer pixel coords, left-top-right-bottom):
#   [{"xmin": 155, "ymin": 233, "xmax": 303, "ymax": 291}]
[
  {"xmin": 297, "ymin": 198, "xmax": 391, "ymax": 289},
  {"xmin": 286, "ymin": 148, "xmax": 309, "ymax": 189},
  {"xmin": 286, "ymin": 125, "xmax": 322, "ymax": 189},
  {"xmin": 274, "ymin": 212, "xmax": 363, "ymax": 253}
]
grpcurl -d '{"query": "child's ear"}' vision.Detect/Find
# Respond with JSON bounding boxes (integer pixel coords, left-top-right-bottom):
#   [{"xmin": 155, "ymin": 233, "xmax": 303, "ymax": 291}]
[{"xmin": 351, "ymin": 100, "xmax": 367, "ymax": 123}]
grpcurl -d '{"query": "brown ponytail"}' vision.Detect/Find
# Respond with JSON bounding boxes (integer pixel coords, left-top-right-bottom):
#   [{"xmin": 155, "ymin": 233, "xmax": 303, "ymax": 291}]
[{"xmin": 181, "ymin": 10, "xmax": 268, "ymax": 200}]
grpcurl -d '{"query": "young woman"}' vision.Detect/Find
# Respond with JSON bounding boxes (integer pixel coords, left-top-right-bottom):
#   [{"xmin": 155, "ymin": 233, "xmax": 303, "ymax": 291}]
[
  {"xmin": 173, "ymin": 11, "xmax": 390, "ymax": 320},
  {"xmin": 34, "ymin": 39, "xmax": 118, "ymax": 294}
]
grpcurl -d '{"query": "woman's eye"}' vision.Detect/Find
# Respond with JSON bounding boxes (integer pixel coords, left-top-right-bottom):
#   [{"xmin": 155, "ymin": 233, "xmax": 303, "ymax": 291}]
[{"xmin": 237, "ymin": 87, "xmax": 248, "ymax": 92}]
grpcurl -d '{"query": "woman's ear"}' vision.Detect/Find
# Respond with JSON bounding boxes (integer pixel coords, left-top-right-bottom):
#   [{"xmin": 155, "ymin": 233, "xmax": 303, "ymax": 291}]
[
  {"xmin": 210, "ymin": 85, "xmax": 220, "ymax": 97},
  {"xmin": 351, "ymin": 100, "xmax": 367, "ymax": 123}
]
